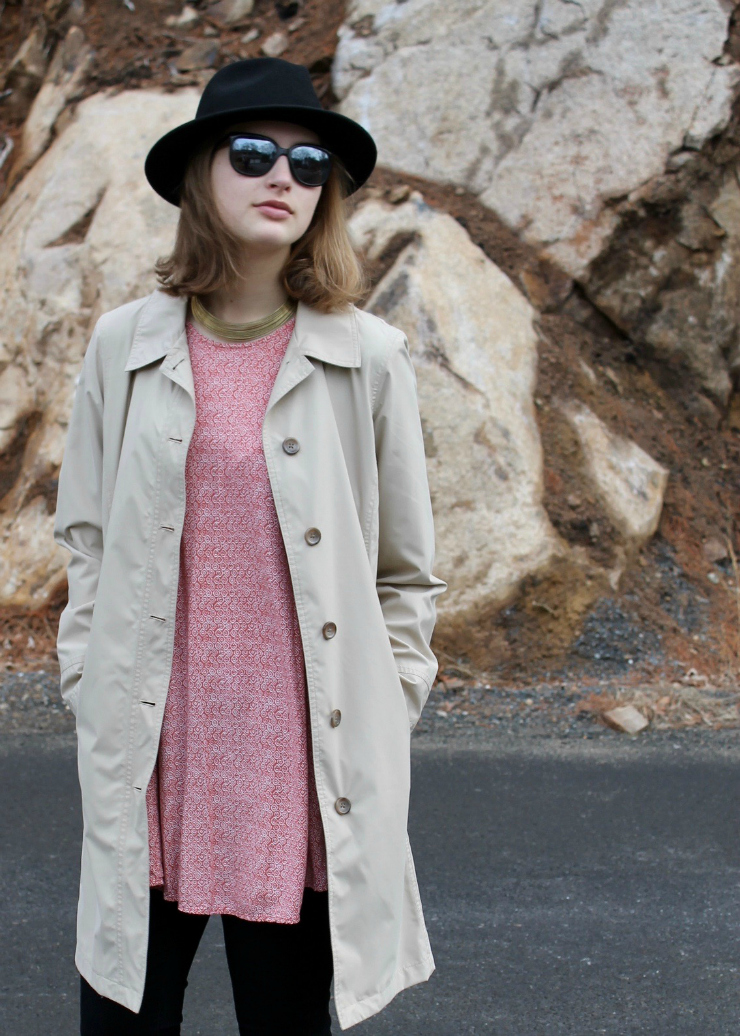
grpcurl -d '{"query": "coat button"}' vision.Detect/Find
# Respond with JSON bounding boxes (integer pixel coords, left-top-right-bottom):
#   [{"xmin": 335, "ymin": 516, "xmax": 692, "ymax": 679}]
[
  {"xmin": 322, "ymin": 621, "xmax": 337, "ymax": 639},
  {"xmin": 335, "ymin": 797, "xmax": 351, "ymax": 815},
  {"xmin": 305, "ymin": 527, "xmax": 321, "ymax": 545},
  {"xmin": 330, "ymin": 709, "xmax": 342, "ymax": 727},
  {"xmin": 282, "ymin": 437, "xmax": 300, "ymax": 455}
]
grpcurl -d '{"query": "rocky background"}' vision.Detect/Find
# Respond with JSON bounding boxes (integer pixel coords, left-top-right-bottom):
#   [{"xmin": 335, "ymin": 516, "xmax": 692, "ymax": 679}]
[{"xmin": 3, "ymin": 0, "xmax": 740, "ymax": 728}]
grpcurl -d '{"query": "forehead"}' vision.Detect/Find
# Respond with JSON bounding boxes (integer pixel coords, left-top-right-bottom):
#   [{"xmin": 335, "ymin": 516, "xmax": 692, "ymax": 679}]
[{"xmin": 223, "ymin": 119, "xmax": 322, "ymax": 145}]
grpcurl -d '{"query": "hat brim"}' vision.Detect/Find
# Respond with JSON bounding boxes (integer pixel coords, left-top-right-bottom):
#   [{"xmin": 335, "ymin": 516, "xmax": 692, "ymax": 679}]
[{"xmin": 144, "ymin": 104, "xmax": 377, "ymax": 206}]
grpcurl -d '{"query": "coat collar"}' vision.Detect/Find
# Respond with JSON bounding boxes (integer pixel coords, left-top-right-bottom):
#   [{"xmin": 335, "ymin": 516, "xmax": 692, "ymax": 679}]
[{"xmin": 123, "ymin": 289, "xmax": 361, "ymax": 371}]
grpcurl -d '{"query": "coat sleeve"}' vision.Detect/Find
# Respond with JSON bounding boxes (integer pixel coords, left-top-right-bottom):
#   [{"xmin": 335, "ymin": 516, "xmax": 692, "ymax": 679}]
[
  {"xmin": 52, "ymin": 320, "xmax": 106, "ymax": 717},
  {"xmin": 373, "ymin": 328, "xmax": 448, "ymax": 731}
]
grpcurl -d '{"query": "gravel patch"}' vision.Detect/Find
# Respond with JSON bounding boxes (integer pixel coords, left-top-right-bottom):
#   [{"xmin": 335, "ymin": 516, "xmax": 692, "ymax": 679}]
[
  {"xmin": 4, "ymin": 668, "xmax": 740, "ymax": 761},
  {"xmin": 0, "ymin": 669, "xmax": 74, "ymax": 734}
]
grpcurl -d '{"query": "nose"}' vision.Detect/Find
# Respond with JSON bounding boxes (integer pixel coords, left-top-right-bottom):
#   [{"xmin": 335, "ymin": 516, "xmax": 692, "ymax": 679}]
[{"xmin": 267, "ymin": 153, "xmax": 293, "ymax": 188}]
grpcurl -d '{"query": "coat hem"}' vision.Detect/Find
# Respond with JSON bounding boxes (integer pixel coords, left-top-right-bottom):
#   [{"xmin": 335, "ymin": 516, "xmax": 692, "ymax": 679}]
[
  {"xmin": 76, "ymin": 951, "xmax": 145, "ymax": 1014},
  {"xmin": 334, "ymin": 952, "xmax": 435, "ymax": 1030},
  {"xmin": 77, "ymin": 948, "xmax": 436, "ymax": 1022}
]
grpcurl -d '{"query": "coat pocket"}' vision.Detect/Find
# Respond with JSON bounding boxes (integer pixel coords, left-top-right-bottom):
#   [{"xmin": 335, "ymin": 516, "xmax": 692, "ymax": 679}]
[{"xmin": 59, "ymin": 658, "xmax": 85, "ymax": 717}]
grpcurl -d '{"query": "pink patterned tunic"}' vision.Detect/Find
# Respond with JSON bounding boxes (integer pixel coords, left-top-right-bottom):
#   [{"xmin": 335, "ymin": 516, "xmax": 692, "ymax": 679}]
[{"xmin": 146, "ymin": 313, "xmax": 328, "ymax": 923}]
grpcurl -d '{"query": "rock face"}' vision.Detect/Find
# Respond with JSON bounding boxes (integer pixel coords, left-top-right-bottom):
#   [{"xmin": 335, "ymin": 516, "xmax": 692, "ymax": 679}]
[
  {"xmin": 348, "ymin": 192, "xmax": 564, "ymax": 622},
  {"xmin": 0, "ymin": 116, "xmax": 672, "ymax": 666},
  {"xmin": 585, "ymin": 161, "xmax": 740, "ymax": 407},
  {"xmin": 0, "ymin": 4, "xmax": 736, "ymax": 683},
  {"xmin": 1, "ymin": 26, "xmax": 49, "ymax": 122},
  {"xmin": 0, "ymin": 88, "xmax": 197, "ymax": 607},
  {"xmin": 14, "ymin": 26, "xmax": 93, "ymax": 182},
  {"xmin": 334, "ymin": 0, "xmax": 738, "ymax": 279},
  {"xmin": 334, "ymin": 0, "xmax": 740, "ymax": 407},
  {"xmin": 0, "ymin": 21, "xmax": 690, "ymax": 675}
]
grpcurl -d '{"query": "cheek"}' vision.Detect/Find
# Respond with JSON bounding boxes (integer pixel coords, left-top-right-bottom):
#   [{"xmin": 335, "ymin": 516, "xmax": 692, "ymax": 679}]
[
  {"xmin": 297, "ymin": 188, "xmax": 322, "ymax": 229},
  {"xmin": 210, "ymin": 155, "xmax": 255, "ymax": 218}
]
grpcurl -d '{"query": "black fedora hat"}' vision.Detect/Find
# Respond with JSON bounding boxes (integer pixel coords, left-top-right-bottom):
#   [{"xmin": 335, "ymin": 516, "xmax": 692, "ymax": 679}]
[{"xmin": 145, "ymin": 57, "xmax": 377, "ymax": 206}]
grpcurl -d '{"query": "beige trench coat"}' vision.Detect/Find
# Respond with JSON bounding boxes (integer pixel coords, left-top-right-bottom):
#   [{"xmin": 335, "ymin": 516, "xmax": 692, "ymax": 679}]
[{"xmin": 53, "ymin": 287, "xmax": 447, "ymax": 1028}]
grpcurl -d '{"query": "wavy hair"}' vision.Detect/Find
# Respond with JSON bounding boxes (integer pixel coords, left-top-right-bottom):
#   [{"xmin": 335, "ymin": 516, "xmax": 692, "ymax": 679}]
[{"xmin": 154, "ymin": 129, "xmax": 367, "ymax": 312}]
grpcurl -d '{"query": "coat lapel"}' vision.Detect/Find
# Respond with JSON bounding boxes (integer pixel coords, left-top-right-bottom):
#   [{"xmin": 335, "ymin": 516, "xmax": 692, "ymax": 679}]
[
  {"xmin": 123, "ymin": 291, "xmax": 188, "ymax": 371},
  {"xmin": 123, "ymin": 290, "xmax": 361, "ymax": 409}
]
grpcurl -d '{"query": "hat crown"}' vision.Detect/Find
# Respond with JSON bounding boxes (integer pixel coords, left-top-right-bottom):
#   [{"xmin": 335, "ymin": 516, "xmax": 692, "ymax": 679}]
[{"xmin": 196, "ymin": 57, "xmax": 323, "ymax": 121}]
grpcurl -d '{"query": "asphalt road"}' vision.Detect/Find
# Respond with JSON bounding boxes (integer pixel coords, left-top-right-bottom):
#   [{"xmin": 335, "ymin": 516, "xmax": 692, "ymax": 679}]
[{"xmin": 2, "ymin": 729, "xmax": 740, "ymax": 1035}]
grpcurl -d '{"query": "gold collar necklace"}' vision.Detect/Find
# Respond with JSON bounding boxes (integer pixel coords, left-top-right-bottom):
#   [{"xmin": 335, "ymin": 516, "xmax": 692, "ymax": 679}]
[{"xmin": 190, "ymin": 294, "xmax": 297, "ymax": 342}]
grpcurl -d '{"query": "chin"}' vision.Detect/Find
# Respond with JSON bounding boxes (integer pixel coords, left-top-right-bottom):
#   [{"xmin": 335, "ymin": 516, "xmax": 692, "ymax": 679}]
[{"xmin": 237, "ymin": 227, "xmax": 294, "ymax": 251}]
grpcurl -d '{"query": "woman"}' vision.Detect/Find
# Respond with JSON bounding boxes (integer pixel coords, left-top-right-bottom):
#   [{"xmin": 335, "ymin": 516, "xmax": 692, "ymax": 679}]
[{"xmin": 53, "ymin": 57, "xmax": 447, "ymax": 1035}]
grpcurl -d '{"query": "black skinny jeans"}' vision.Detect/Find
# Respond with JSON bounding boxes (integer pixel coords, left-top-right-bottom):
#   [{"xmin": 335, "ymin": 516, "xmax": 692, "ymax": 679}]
[{"xmin": 80, "ymin": 887, "xmax": 333, "ymax": 1036}]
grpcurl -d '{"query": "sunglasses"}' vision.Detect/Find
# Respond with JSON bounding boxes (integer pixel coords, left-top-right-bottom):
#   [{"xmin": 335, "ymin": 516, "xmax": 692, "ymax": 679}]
[{"xmin": 216, "ymin": 132, "xmax": 333, "ymax": 187}]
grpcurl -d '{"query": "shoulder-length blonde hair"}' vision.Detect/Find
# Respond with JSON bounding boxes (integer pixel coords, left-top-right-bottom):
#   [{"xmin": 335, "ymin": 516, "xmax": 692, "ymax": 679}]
[{"xmin": 154, "ymin": 129, "xmax": 367, "ymax": 312}]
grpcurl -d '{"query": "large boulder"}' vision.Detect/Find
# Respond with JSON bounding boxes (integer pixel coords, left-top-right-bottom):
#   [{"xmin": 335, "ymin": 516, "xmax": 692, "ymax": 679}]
[
  {"xmin": 559, "ymin": 400, "xmax": 669, "ymax": 543},
  {"xmin": 348, "ymin": 192, "xmax": 565, "ymax": 623},
  {"xmin": 0, "ymin": 87, "xmax": 197, "ymax": 607}
]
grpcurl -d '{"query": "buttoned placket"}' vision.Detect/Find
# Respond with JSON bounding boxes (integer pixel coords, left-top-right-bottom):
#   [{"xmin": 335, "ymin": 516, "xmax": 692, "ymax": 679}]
[
  {"xmin": 130, "ymin": 336, "xmax": 196, "ymax": 797},
  {"xmin": 260, "ymin": 332, "xmax": 358, "ymax": 874}
]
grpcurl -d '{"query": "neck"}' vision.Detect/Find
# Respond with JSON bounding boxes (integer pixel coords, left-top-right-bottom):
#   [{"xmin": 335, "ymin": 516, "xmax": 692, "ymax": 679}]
[{"xmin": 201, "ymin": 245, "xmax": 291, "ymax": 323}]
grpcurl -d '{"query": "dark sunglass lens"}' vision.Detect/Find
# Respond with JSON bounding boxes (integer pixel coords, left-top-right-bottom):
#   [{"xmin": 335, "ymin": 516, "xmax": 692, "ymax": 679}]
[
  {"xmin": 290, "ymin": 145, "xmax": 331, "ymax": 186},
  {"xmin": 230, "ymin": 137, "xmax": 277, "ymax": 175}
]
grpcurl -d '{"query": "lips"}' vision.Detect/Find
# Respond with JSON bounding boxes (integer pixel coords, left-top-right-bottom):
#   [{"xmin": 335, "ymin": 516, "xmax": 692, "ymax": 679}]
[{"xmin": 256, "ymin": 201, "xmax": 292, "ymax": 214}]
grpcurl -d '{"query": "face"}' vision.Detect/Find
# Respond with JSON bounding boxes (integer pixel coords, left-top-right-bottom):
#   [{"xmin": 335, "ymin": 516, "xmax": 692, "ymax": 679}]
[{"xmin": 209, "ymin": 119, "xmax": 325, "ymax": 254}]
